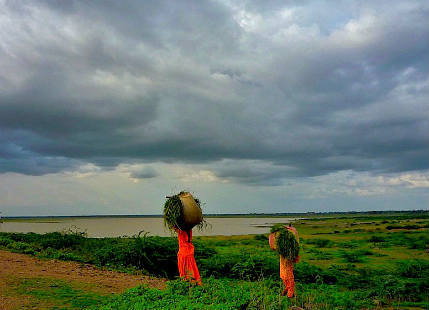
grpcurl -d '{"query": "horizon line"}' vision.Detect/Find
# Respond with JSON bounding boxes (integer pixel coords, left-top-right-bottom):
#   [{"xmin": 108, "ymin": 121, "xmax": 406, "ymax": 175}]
[{"xmin": 1, "ymin": 209, "xmax": 427, "ymax": 219}]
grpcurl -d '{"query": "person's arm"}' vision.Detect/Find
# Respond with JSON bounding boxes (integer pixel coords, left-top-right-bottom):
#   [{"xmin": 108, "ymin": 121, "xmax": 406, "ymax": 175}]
[{"xmin": 269, "ymin": 233, "xmax": 277, "ymax": 251}]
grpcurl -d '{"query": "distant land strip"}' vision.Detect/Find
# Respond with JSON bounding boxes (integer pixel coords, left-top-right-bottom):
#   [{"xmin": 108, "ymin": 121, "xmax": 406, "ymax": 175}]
[{"xmin": 2, "ymin": 209, "xmax": 428, "ymax": 220}]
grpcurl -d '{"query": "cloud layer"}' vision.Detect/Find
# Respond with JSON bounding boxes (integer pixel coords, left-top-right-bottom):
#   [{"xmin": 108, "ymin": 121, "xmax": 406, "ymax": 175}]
[{"xmin": 1, "ymin": 0, "xmax": 428, "ymax": 187}]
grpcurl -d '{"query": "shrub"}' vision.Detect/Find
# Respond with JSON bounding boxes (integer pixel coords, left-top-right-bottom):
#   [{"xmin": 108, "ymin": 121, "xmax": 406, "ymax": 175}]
[
  {"xmin": 7, "ymin": 241, "xmax": 37, "ymax": 255},
  {"xmin": 407, "ymin": 235, "xmax": 429, "ymax": 250},
  {"xmin": 307, "ymin": 248, "xmax": 334, "ymax": 260},
  {"xmin": 200, "ymin": 251, "xmax": 278, "ymax": 280},
  {"xmin": 396, "ymin": 260, "xmax": 429, "ymax": 279},
  {"xmin": 0, "ymin": 236, "xmax": 12, "ymax": 247},
  {"xmin": 386, "ymin": 224, "xmax": 420, "ymax": 230},
  {"xmin": 294, "ymin": 262, "xmax": 324, "ymax": 283},
  {"xmin": 338, "ymin": 241, "xmax": 360, "ymax": 249},
  {"xmin": 254, "ymin": 234, "xmax": 268, "ymax": 241},
  {"xmin": 306, "ymin": 238, "xmax": 334, "ymax": 248},
  {"xmin": 38, "ymin": 231, "xmax": 86, "ymax": 249},
  {"xmin": 339, "ymin": 250, "xmax": 367, "ymax": 263},
  {"xmin": 368, "ymin": 235, "xmax": 386, "ymax": 243}
]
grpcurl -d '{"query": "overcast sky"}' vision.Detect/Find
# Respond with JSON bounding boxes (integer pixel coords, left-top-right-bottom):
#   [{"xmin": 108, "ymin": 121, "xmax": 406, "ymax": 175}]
[{"xmin": 0, "ymin": 0, "xmax": 428, "ymax": 216}]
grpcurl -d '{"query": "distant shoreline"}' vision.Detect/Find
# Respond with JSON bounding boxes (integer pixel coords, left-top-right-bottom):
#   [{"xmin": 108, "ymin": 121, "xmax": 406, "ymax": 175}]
[{"xmin": 2, "ymin": 209, "xmax": 427, "ymax": 220}]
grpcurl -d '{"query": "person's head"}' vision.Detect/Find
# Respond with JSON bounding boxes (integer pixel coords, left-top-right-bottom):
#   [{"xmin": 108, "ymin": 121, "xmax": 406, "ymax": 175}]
[{"xmin": 288, "ymin": 223, "xmax": 292, "ymax": 227}]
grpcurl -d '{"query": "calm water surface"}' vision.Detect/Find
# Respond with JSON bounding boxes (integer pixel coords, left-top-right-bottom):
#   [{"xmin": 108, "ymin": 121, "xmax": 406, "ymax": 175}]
[{"xmin": 0, "ymin": 217, "xmax": 298, "ymax": 237}]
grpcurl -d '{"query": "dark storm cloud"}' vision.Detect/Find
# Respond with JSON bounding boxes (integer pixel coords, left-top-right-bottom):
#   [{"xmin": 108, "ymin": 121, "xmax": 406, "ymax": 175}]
[
  {"xmin": 0, "ymin": 0, "xmax": 428, "ymax": 184},
  {"xmin": 129, "ymin": 166, "xmax": 158, "ymax": 179}
]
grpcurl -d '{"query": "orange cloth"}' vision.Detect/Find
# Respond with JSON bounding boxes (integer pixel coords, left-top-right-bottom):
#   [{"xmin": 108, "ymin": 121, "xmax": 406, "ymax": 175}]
[
  {"xmin": 176, "ymin": 229, "xmax": 201, "ymax": 285},
  {"xmin": 286, "ymin": 225, "xmax": 298, "ymax": 239},
  {"xmin": 269, "ymin": 232, "xmax": 277, "ymax": 250},
  {"xmin": 271, "ymin": 225, "xmax": 300, "ymax": 297},
  {"xmin": 280, "ymin": 255, "xmax": 295, "ymax": 297}
]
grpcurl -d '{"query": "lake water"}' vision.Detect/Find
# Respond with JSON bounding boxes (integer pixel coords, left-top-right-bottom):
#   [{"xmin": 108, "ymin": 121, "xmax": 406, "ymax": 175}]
[{"xmin": 0, "ymin": 217, "xmax": 298, "ymax": 237}]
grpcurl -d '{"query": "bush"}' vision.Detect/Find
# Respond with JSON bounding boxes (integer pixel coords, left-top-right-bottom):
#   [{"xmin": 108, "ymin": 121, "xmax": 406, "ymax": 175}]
[
  {"xmin": 386, "ymin": 224, "xmax": 421, "ymax": 230},
  {"xmin": 48, "ymin": 249, "xmax": 87, "ymax": 262},
  {"xmin": 339, "ymin": 250, "xmax": 367, "ymax": 263},
  {"xmin": 254, "ymin": 234, "xmax": 268, "ymax": 241},
  {"xmin": 338, "ymin": 241, "xmax": 360, "ymax": 249},
  {"xmin": 294, "ymin": 262, "xmax": 324, "ymax": 283},
  {"xmin": 0, "ymin": 236, "xmax": 12, "ymax": 247},
  {"xmin": 200, "ymin": 251, "xmax": 278, "ymax": 280},
  {"xmin": 39, "ymin": 231, "xmax": 86, "ymax": 249},
  {"xmin": 91, "ymin": 278, "xmax": 267, "ymax": 310},
  {"xmin": 368, "ymin": 235, "xmax": 386, "ymax": 243},
  {"xmin": 307, "ymin": 248, "xmax": 334, "ymax": 260},
  {"xmin": 396, "ymin": 260, "xmax": 429, "ymax": 279},
  {"xmin": 306, "ymin": 238, "xmax": 334, "ymax": 248},
  {"xmin": 91, "ymin": 236, "xmax": 180, "ymax": 277},
  {"xmin": 7, "ymin": 241, "xmax": 37, "ymax": 255},
  {"xmin": 407, "ymin": 235, "xmax": 429, "ymax": 250}
]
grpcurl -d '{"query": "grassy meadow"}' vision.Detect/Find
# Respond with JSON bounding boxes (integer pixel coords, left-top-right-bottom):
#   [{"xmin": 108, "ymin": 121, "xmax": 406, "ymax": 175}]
[{"xmin": 1, "ymin": 212, "xmax": 428, "ymax": 309}]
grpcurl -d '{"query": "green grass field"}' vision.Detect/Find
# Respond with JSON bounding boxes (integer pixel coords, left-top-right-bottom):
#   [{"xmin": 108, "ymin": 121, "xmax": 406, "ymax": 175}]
[{"xmin": 1, "ymin": 211, "xmax": 428, "ymax": 309}]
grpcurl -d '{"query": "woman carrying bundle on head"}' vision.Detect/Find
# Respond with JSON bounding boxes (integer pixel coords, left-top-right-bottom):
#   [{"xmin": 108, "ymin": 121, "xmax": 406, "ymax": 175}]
[
  {"xmin": 269, "ymin": 223, "xmax": 300, "ymax": 298},
  {"xmin": 164, "ymin": 191, "xmax": 205, "ymax": 286}
]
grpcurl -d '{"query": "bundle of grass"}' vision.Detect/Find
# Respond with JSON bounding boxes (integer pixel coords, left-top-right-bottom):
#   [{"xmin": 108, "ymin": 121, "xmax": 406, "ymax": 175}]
[
  {"xmin": 164, "ymin": 191, "xmax": 205, "ymax": 233},
  {"xmin": 270, "ymin": 224, "xmax": 300, "ymax": 261}
]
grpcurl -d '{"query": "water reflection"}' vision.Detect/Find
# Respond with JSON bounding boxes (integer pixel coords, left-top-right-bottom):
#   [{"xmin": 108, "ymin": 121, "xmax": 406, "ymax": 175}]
[{"xmin": 0, "ymin": 217, "xmax": 298, "ymax": 237}]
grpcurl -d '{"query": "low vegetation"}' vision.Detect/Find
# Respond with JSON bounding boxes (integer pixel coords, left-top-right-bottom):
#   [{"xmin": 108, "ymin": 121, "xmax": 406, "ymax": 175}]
[{"xmin": 1, "ymin": 211, "xmax": 428, "ymax": 309}]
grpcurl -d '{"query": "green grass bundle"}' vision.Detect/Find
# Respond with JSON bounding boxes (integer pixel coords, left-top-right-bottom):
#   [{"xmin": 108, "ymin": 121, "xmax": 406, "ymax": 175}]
[
  {"xmin": 270, "ymin": 224, "xmax": 300, "ymax": 261},
  {"xmin": 163, "ymin": 191, "xmax": 205, "ymax": 233},
  {"xmin": 164, "ymin": 194, "xmax": 183, "ymax": 232}
]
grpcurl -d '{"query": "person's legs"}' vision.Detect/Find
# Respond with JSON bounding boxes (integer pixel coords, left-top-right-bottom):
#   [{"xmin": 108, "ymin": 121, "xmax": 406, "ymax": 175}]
[
  {"xmin": 187, "ymin": 256, "xmax": 201, "ymax": 285},
  {"xmin": 179, "ymin": 254, "xmax": 201, "ymax": 285},
  {"xmin": 178, "ymin": 255, "xmax": 188, "ymax": 280},
  {"xmin": 285, "ymin": 266, "xmax": 295, "ymax": 297}
]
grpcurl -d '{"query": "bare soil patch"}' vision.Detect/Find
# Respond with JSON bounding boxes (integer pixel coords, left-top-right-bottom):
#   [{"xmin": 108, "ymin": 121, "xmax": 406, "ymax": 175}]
[{"xmin": 0, "ymin": 250, "xmax": 166, "ymax": 310}]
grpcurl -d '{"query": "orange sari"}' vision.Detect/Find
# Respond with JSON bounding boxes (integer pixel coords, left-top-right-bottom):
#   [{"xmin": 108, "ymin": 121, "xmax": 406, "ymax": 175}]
[
  {"xmin": 270, "ymin": 226, "xmax": 300, "ymax": 297},
  {"xmin": 176, "ymin": 229, "xmax": 201, "ymax": 285}
]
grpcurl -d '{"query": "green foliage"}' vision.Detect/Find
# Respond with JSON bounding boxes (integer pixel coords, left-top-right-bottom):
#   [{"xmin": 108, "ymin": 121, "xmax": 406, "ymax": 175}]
[
  {"xmin": 90, "ymin": 235, "xmax": 182, "ymax": 277},
  {"xmin": 163, "ymin": 195, "xmax": 183, "ymax": 232},
  {"xmin": 91, "ymin": 278, "xmax": 380, "ymax": 310},
  {"xmin": 7, "ymin": 241, "xmax": 38, "ymax": 254},
  {"xmin": 338, "ymin": 250, "xmax": 367, "ymax": 263},
  {"xmin": 306, "ymin": 238, "xmax": 334, "ymax": 248},
  {"xmin": 0, "ymin": 230, "xmax": 217, "ymax": 279},
  {"xmin": 307, "ymin": 248, "xmax": 334, "ymax": 260},
  {"xmin": 253, "ymin": 234, "xmax": 268, "ymax": 241},
  {"xmin": 0, "ymin": 236, "xmax": 12, "ymax": 246},
  {"xmin": 38, "ymin": 248, "xmax": 86, "ymax": 262},
  {"xmin": 386, "ymin": 223, "xmax": 429, "ymax": 230},
  {"xmin": 374, "ymin": 231, "xmax": 429, "ymax": 250},
  {"xmin": 92, "ymin": 278, "xmax": 263, "ymax": 310},
  {"xmin": 368, "ymin": 235, "xmax": 386, "ymax": 243},
  {"xmin": 199, "ymin": 251, "xmax": 277, "ymax": 280},
  {"xmin": 396, "ymin": 260, "xmax": 429, "ymax": 279},
  {"xmin": 294, "ymin": 262, "xmax": 326, "ymax": 283},
  {"xmin": 337, "ymin": 241, "xmax": 361, "ymax": 248},
  {"xmin": 270, "ymin": 224, "xmax": 285, "ymax": 233},
  {"xmin": 15, "ymin": 277, "xmax": 108, "ymax": 309},
  {"xmin": 38, "ymin": 231, "xmax": 86, "ymax": 249},
  {"xmin": 2, "ymin": 213, "xmax": 429, "ymax": 310},
  {"xmin": 276, "ymin": 229, "xmax": 299, "ymax": 261}
]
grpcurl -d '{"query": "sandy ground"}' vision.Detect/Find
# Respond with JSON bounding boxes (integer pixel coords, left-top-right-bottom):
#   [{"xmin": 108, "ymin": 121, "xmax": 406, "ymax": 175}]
[{"xmin": 0, "ymin": 250, "xmax": 166, "ymax": 310}]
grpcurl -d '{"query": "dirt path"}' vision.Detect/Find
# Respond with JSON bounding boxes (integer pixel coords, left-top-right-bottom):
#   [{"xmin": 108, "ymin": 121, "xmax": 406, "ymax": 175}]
[{"xmin": 0, "ymin": 250, "xmax": 166, "ymax": 310}]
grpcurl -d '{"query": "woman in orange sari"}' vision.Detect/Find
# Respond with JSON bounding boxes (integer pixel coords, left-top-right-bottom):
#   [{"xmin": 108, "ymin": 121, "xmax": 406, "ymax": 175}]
[
  {"xmin": 269, "ymin": 224, "xmax": 300, "ymax": 297},
  {"xmin": 175, "ymin": 228, "xmax": 201, "ymax": 285}
]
